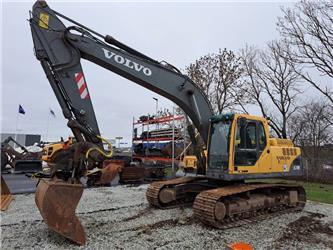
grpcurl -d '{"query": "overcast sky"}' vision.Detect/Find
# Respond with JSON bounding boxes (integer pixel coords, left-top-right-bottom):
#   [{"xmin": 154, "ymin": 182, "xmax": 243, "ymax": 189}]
[{"xmin": 1, "ymin": 0, "xmax": 297, "ymax": 143}]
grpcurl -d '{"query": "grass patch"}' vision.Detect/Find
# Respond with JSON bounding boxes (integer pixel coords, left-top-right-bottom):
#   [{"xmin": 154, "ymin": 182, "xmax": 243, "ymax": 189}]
[{"xmin": 247, "ymin": 179, "xmax": 333, "ymax": 205}]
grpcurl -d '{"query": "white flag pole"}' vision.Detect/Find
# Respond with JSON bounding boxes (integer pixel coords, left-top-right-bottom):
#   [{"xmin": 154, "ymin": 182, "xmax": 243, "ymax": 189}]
[{"xmin": 14, "ymin": 111, "xmax": 20, "ymax": 142}]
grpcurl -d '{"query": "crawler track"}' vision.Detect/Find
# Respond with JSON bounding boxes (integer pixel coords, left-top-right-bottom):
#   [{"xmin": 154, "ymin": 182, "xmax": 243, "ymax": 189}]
[
  {"xmin": 146, "ymin": 176, "xmax": 205, "ymax": 208},
  {"xmin": 147, "ymin": 179, "xmax": 306, "ymax": 229},
  {"xmin": 193, "ymin": 183, "xmax": 306, "ymax": 228}
]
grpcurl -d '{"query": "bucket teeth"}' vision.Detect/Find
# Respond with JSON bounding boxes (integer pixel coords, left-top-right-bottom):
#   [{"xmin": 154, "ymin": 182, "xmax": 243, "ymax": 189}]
[{"xmin": 35, "ymin": 179, "xmax": 86, "ymax": 245}]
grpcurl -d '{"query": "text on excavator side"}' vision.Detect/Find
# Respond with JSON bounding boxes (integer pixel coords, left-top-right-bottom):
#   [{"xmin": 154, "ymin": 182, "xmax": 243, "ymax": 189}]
[{"xmin": 102, "ymin": 48, "xmax": 152, "ymax": 76}]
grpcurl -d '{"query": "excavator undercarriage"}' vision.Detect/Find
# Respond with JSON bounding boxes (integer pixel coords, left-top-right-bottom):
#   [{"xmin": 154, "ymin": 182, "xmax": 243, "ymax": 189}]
[
  {"xmin": 193, "ymin": 183, "xmax": 306, "ymax": 228},
  {"xmin": 146, "ymin": 176, "xmax": 208, "ymax": 208},
  {"xmin": 147, "ymin": 178, "xmax": 306, "ymax": 228}
]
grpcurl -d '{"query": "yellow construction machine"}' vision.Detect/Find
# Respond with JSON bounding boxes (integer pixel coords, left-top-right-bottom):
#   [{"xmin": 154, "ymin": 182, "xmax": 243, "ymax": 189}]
[
  {"xmin": 29, "ymin": 1, "xmax": 306, "ymax": 245},
  {"xmin": 42, "ymin": 137, "xmax": 74, "ymax": 163}
]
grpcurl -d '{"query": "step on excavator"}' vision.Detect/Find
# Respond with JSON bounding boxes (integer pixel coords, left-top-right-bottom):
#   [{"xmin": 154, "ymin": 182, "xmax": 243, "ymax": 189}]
[{"xmin": 29, "ymin": 1, "xmax": 306, "ymax": 245}]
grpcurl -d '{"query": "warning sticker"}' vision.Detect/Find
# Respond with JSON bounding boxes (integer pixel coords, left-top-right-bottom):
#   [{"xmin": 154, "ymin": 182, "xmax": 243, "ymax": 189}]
[{"xmin": 39, "ymin": 13, "xmax": 49, "ymax": 29}]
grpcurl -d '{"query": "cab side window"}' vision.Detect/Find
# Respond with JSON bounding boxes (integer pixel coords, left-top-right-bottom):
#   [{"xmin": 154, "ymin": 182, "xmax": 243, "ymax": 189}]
[
  {"xmin": 234, "ymin": 119, "xmax": 265, "ymax": 166},
  {"xmin": 245, "ymin": 122, "xmax": 257, "ymax": 149},
  {"xmin": 237, "ymin": 121, "xmax": 256, "ymax": 149},
  {"xmin": 258, "ymin": 123, "xmax": 266, "ymax": 151}
]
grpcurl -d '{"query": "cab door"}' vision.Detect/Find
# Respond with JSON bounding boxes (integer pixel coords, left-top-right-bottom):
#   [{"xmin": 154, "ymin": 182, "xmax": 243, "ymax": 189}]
[
  {"xmin": 233, "ymin": 118, "xmax": 268, "ymax": 173},
  {"xmin": 257, "ymin": 121, "xmax": 272, "ymax": 173}
]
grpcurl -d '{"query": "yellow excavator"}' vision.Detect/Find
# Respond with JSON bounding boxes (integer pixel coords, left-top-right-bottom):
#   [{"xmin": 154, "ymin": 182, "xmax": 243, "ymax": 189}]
[
  {"xmin": 41, "ymin": 137, "xmax": 74, "ymax": 163},
  {"xmin": 29, "ymin": 1, "xmax": 306, "ymax": 245}
]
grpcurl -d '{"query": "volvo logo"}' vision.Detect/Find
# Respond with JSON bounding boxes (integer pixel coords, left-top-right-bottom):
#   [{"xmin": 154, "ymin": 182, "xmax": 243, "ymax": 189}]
[{"xmin": 102, "ymin": 48, "xmax": 152, "ymax": 76}]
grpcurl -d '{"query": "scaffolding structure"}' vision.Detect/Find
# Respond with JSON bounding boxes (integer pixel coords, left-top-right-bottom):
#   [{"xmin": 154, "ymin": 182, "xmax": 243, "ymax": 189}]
[{"xmin": 132, "ymin": 111, "xmax": 187, "ymax": 175}]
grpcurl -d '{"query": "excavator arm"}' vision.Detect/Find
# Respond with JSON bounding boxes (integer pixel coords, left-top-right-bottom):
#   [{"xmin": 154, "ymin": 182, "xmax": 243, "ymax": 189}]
[{"xmin": 29, "ymin": 1, "xmax": 213, "ymax": 245}]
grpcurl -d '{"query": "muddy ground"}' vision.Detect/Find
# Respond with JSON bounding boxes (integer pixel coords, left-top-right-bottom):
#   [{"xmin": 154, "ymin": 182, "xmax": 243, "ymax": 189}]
[{"xmin": 1, "ymin": 184, "xmax": 333, "ymax": 249}]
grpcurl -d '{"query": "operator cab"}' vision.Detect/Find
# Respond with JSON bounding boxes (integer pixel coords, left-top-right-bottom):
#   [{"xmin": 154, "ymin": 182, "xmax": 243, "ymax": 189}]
[{"xmin": 206, "ymin": 113, "xmax": 269, "ymax": 180}]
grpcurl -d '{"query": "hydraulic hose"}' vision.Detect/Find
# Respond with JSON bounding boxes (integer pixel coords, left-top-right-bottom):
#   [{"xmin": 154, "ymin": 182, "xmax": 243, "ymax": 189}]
[{"xmin": 85, "ymin": 135, "xmax": 113, "ymax": 159}]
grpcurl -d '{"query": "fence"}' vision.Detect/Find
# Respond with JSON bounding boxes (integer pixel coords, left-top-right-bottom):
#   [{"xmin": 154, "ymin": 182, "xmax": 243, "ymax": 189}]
[{"xmin": 300, "ymin": 157, "xmax": 333, "ymax": 184}]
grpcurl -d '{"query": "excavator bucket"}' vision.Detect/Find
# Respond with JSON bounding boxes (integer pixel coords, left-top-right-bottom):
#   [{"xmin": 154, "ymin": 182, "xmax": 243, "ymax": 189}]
[
  {"xmin": 35, "ymin": 179, "xmax": 86, "ymax": 245},
  {"xmin": 1, "ymin": 176, "xmax": 13, "ymax": 211}
]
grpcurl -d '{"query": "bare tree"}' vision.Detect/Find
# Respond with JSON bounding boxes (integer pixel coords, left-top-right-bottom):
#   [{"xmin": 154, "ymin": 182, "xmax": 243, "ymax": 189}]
[
  {"xmin": 185, "ymin": 49, "xmax": 248, "ymax": 114},
  {"xmin": 240, "ymin": 45, "xmax": 269, "ymax": 118},
  {"xmin": 277, "ymin": 0, "xmax": 333, "ymax": 104},
  {"xmin": 240, "ymin": 41, "xmax": 302, "ymax": 138},
  {"xmin": 185, "ymin": 54, "xmax": 216, "ymax": 99},
  {"xmin": 290, "ymin": 101, "xmax": 333, "ymax": 167}
]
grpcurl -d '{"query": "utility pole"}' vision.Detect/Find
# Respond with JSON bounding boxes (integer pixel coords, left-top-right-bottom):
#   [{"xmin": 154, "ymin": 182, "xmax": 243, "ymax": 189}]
[
  {"xmin": 153, "ymin": 97, "xmax": 159, "ymax": 148},
  {"xmin": 153, "ymin": 97, "xmax": 158, "ymax": 117}
]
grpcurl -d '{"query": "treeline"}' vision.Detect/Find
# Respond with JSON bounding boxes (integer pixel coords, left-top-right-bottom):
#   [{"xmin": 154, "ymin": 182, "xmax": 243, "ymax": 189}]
[{"xmin": 185, "ymin": 1, "xmax": 333, "ymax": 178}]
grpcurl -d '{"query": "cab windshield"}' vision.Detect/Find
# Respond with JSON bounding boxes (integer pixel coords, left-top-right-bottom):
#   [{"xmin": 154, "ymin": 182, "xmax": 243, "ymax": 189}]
[{"xmin": 208, "ymin": 121, "xmax": 231, "ymax": 169}]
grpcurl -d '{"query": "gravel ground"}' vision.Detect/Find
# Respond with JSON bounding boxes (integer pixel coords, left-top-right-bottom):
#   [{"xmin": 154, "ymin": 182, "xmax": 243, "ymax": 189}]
[{"xmin": 1, "ymin": 184, "xmax": 333, "ymax": 249}]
